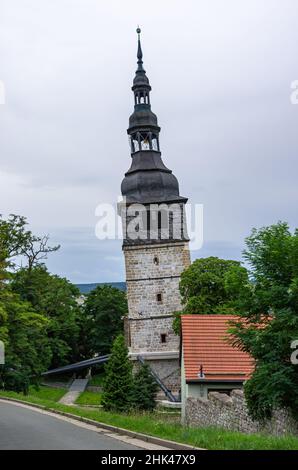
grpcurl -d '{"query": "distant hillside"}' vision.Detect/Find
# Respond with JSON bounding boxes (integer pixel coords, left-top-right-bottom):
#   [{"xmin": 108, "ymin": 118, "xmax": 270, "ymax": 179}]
[{"xmin": 76, "ymin": 282, "xmax": 126, "ymax": 294}]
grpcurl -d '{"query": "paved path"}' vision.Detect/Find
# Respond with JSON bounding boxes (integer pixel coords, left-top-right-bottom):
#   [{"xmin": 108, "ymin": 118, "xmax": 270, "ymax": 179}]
[
  {"xmin": 59, "ymin": 379, "xmax": 89, "ymax": 405},
  {"xmin": 0, "ymin": 401, "xmax": 148, "ymax": 450}
]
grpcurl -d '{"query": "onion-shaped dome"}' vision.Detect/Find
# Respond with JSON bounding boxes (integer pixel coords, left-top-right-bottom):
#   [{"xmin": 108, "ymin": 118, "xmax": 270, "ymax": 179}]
[{"xmin": 128, "ymin": 107, "xmax": 159, "ymax": 130}]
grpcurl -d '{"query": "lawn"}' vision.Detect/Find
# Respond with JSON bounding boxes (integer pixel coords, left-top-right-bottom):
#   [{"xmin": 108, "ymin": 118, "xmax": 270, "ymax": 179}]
[
  {"xmin": 0, "ymin": 386, "xmax": 66, "ymax": 404},
  {"xmin": 1, "ymin": 388, "xmax": 298, "ymax": 450},
  {"xmin": 28, "ymin": 386, "xmax": 66, "ymax": 402},
  {"xmin": 75, "ymin": 390, "xmax": 102, "ymax": 406}
]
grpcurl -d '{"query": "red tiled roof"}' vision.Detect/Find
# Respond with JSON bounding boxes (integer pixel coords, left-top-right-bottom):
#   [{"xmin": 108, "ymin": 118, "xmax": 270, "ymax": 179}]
[{"xmin": 181, "ymin": 315, "xmax": 254, "ymax": 382}]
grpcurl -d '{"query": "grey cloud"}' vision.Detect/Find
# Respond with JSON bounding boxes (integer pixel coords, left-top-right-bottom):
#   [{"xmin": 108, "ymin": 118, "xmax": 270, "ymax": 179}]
[{"xmin": 1, "ymin": 0, "xmax": 298, "ymax": 282}]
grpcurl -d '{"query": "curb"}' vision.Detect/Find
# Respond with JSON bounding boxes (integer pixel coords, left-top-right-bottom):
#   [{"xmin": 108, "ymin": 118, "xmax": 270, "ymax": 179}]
[{"xmin": 0, "ymin": 397, "xmax": 202, "ymax": 451}]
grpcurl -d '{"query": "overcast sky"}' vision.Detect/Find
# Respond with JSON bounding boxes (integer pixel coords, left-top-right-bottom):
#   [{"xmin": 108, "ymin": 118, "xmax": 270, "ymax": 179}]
[{"xmin": 0, "ymin": 0, "xmax": 297, "ymax": 283}]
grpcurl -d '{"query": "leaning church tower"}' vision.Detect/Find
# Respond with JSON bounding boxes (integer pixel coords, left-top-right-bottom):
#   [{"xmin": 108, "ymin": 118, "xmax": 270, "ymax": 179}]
[{"xmin": 120, "ymin": 29, "xmax": 190, "ymax": 394}]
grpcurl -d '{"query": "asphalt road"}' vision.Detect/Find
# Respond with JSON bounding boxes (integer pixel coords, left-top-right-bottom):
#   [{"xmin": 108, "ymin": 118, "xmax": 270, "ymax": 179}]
[{"xmin": 0, "ymin": 401, "xmax": 141, "ymax": 450}]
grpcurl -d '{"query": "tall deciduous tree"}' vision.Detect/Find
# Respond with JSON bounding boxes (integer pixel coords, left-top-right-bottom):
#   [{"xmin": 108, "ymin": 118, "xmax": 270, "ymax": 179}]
[
  {"xmin": 22, "ymin": 234, "xmax": 60, "ymax": 272},
  {"xmin": 0, "ymin": 214, "xmax": 59, "ymax": 270},
  {"xmin": 229, "ymin": 222, "xmax": 298, "ymax": 420},
  {"xmin": 0, "ymin": 214, "xmax": 31, "ymax": 263},
  {"xmin": 0, "ymin": 289, "xmax": 52, "ymax": 392},
  {"xmin": 84, "ymin": 285, "xmax": 127, "ymax": 356},
  {"xmin": 180, "ymin": 257, "xmax": 246, "ymax": 313},
  {"xmin": 0, "ymin": 216, "xmax": 53, "ymax": 391},
  {"xmin": 173, "ymin": 257, "xmax": 247, "ymax": 333},
  {"xmin": 0, "ymin": 214, "xmax": 84, "ymax": 391},
  {"xmin": 12, "ymin": 265, "xmax": 82, "ymax": 368}
]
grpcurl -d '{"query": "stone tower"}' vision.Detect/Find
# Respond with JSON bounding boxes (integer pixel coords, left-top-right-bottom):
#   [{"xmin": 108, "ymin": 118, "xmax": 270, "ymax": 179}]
[{"xmin": 120, "ymin": 29, "xmax": 190, "ymax": 394}]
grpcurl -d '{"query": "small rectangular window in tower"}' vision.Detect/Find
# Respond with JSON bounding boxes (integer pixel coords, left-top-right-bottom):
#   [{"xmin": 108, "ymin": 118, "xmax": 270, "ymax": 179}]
[
  {"xmin": 160, "ymin": 334, "xmax": 167, "ymax": 344},
  {"xmin": 156, "ymin": 293, "xmax": 162, "ymax": 303}
]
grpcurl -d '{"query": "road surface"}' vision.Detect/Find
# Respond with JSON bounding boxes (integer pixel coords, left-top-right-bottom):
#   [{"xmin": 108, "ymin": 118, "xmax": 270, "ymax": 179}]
[{"xmin": 0, "ymin": 401, "xmax": 143, "ymax": 450}]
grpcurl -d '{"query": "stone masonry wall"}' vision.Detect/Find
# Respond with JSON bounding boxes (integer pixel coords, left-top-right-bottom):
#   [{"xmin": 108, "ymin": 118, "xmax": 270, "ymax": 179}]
[
  {"xmin": 185, "ymin": 390, "xmax": 298, "ymax": 436},
  {"xmin": 129, "ymin": 315, "xmax": 179, "ymax": 352},
  {"xmin": 122, "ymin": 201, "xmax": 190, "ymax": 395},
  {"xmin": 124, "ymin": 242, "xmax": 190, "ymax": 283},
  {"xmin": 127, "ymin": 277, "xmax": 181, "ymax": 318},
  {"xmin": 133, "ymin": 358, "xmax": 181, "ymax": 394},
  {"xmin": 124, "ymin": 242, "xmax": 190, "ymax": 319}
]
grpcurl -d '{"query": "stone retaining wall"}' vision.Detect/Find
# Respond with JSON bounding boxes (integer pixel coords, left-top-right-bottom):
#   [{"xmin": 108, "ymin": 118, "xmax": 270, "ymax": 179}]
[
  {"xmin": 185, "ymin": 389, "xmax": 298, "ymax": 436},
  {"xmin": 86, "ymin": 386, "xmax": 102, "ymax": 393}
]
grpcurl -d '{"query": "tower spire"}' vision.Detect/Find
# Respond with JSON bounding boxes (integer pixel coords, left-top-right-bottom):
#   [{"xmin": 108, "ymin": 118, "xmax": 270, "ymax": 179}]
[
  {"xmin": 136, "ymin": 26, "xmax": 144, "ymax": 72},
  {"xmin": 135, "ymin": 26, "xmax": 147, "ymax": 78},
  {"xmin": 122, "ymin": 29, "xmax": 187, "ymax": 205}
]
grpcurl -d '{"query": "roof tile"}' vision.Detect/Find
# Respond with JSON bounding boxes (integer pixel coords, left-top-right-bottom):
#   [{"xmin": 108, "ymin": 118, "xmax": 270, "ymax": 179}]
[{"xmin": 181, "ymin": 315, "xmax": 254, "ymax": 382}]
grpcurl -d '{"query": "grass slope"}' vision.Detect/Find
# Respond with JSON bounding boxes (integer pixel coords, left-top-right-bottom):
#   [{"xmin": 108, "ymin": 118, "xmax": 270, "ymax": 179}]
[
  {"xmin": 0, "ymin": 388, "xmax": 298, "ymax": 450},
  {"xmin": 75, "ymin": 391, "xmax": 101, "ymax": 406},
  {"xmin": 0, "ymin": 386, "xmax": 66, "ymax": 404}
]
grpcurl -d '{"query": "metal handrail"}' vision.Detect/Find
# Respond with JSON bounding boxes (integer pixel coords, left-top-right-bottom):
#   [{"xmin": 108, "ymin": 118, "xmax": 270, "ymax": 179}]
[
  {"xmin": 42, "ymin": 354, "xmax": 110, "ymax": 376},
  {"xmin": 137, "ymin": 355, "xmax": 177, "ymax": 402}
]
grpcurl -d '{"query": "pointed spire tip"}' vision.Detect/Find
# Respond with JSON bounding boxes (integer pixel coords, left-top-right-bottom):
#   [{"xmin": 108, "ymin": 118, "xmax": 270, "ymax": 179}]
[{"xmin": 136, "ymin": 26, "xmax": 143, "ymax": 65}]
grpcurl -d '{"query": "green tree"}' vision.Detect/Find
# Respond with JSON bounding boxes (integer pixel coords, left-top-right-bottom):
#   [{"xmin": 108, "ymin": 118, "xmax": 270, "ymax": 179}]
[
  {"xmin": 0, "ymin": 214, "xmax": 32, "ymax": 264},
  {"xmin": 0, "ymin": 214, "xmax": 79, "ymax": 390},
  {"xmin": 0, "ymin": 258, "xmax": 9, "ymax": 343},
  {"xmin": 0, "ymin": 214, "xmax": 59, "ymax": 270},
  {"xmin": 173, "ymin": 257, "xmax": 247, "ymax": 333},
  {"xmin": 0, "ymin": 217, "xmax": 53, "ymax": 391},
  {"xmin": 131, "ymin": 363, "xmax": 158, "ymax": 411},
  {"xmin": 0, "ymin": 289, "xmax": 52, "ymax": 392},
  {"xmin": 101, "ymin": 334, "xmax": 133, "ymax": 412},
  {"xmin": 229, "ymin": 222, "xmax": 298, "ymax": 420},
  {"xmin": 2, "ymin": 369, "xmax": 30, "ymax": 394},
  {"xmin": 12, "ymin": 266, "xmax": 82, "ymax": 368},
  {"xmin": 84, "ymin": 285, "xmax": 127, "ymax": 356}
]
